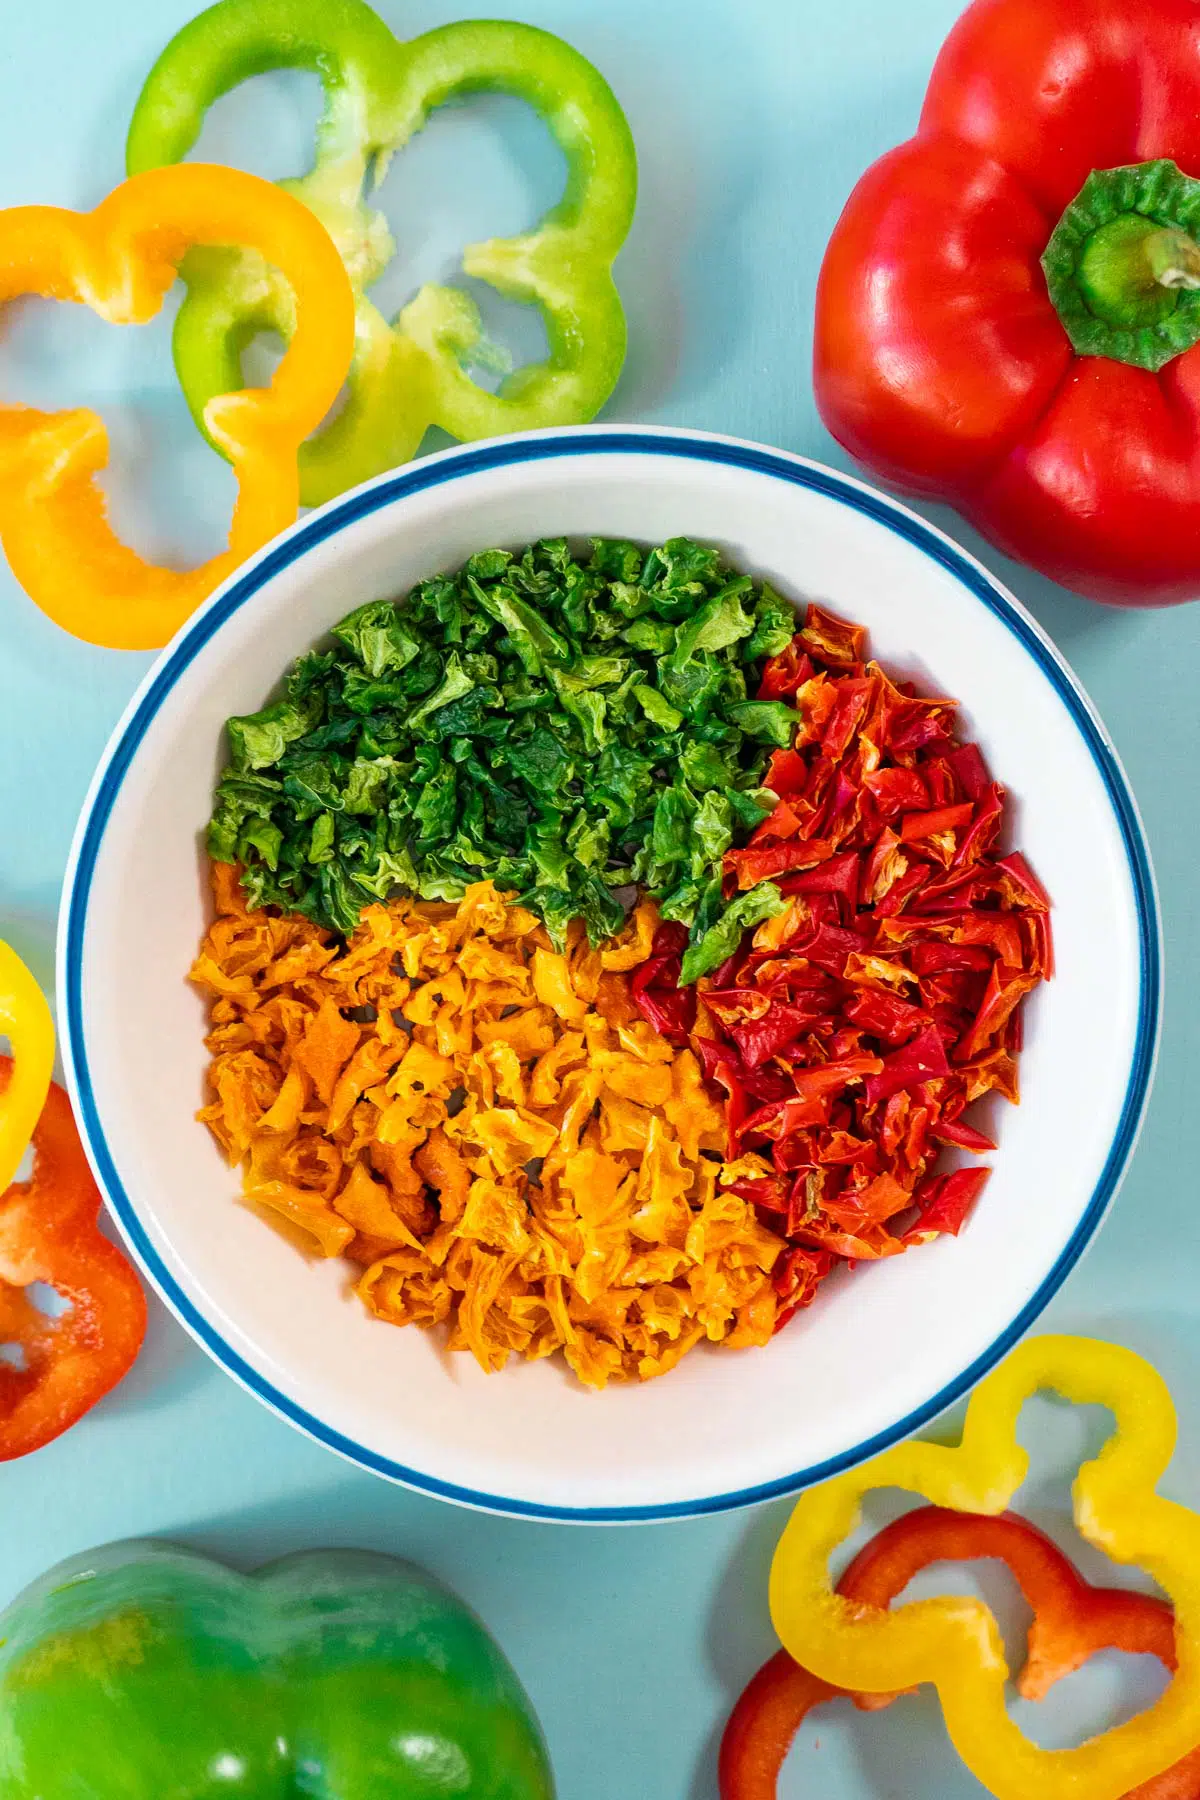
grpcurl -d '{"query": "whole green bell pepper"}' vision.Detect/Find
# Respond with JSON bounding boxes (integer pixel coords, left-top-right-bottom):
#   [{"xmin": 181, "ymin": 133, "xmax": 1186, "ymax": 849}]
[
  {"xmin": 0, "ymin": 1540, "xmax": 556, "ymax": 1798},
  {"xmin": 126, "ymin": 0, "xmax": 638, "ymax": 507}
]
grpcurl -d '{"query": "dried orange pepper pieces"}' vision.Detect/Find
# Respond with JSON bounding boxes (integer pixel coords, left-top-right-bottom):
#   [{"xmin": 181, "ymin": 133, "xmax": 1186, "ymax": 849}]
[{"xmin": 0, "ymin": 163, "xmax": 355, "ymax": 649}]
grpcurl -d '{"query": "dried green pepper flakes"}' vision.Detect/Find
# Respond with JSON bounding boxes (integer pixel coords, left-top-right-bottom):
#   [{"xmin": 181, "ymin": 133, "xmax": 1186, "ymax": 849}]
[{"xmin": 208, "ymin": 536, "xmax": 793, "ymax": 948}]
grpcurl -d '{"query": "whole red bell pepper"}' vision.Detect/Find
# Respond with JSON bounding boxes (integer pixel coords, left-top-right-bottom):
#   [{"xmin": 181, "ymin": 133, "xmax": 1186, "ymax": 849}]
[{"xmin": 815, "ymin": 0, "xmax": 1200, "ymax": 607}]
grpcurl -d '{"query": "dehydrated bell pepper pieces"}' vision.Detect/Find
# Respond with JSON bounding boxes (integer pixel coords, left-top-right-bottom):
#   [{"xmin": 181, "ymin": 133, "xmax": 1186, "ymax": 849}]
[
  {"xmin": 0, "ymin": 162, "xmax": 355, "ymax": 649},
  {"xmin": 634, "ymin": 600, "xmax": 1052, "ymax": 1326}
]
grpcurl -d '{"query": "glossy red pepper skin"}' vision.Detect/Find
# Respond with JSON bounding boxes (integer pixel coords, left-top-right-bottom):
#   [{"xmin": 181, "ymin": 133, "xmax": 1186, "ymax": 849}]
[
  {"xmin": 0, "ymin": 1068, "xmax": 146, "ymax": 1459},
  {"xmin": 814, "ymin": 0, "xmax": 1200, "ymax": 607}
]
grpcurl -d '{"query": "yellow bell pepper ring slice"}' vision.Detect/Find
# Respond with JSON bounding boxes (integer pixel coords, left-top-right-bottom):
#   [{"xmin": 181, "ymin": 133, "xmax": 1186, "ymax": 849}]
[
  {"xmin": 0, "ymin": 939, "xmax": 55, "ymax": 1196},
  {"xmin": 0, "ymin": 163, "xmax": 356, "ymax": 651},
  {"xmin": 769, "ymin": 1334, "xmax": 1200, "ymax": 1800}
]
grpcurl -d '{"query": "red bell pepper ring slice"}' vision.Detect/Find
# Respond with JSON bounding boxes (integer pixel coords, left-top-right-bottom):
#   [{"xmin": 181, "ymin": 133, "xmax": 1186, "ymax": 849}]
[
  {"xmin": 718, "ymin": 1505, "xmax": 1183, "ymax": 1800},
  {"xmin": 0, "ymin": 1066, "xmax": 147, "ymax": 1460}
]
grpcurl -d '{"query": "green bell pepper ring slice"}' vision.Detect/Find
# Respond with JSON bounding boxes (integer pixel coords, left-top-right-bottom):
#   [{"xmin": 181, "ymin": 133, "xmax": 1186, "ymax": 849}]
[
  {"xmin": 0, "ymin": 1540, "xmax": 556, "ymax": 1798},
  {"xmin": 126, "ymin": 0, "xmax": 638, "ymax": 507}
]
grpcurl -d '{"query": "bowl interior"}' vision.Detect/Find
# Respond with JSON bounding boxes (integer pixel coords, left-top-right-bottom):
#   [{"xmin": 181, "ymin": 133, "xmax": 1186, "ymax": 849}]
[{"xmin": 62, "ymin": 433, "xmax": 1154, "ymax": 1517}]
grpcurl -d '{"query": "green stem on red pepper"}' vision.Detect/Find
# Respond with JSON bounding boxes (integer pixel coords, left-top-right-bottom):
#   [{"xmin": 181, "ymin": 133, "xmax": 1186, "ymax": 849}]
[{"xmin": 1042, "ymin": 159, "xmax": 1200, "ymax": 371}]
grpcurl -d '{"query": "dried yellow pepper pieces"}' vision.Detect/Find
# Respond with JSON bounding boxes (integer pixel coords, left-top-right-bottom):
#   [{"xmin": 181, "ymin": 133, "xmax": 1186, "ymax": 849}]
[
  {"xmin": 0, "ymin": 163, "xmax": 355, "ymax": 649},
  {"xmin": 769, "ymin": 1334, "xmax": 1200, "ymax": 1800}
]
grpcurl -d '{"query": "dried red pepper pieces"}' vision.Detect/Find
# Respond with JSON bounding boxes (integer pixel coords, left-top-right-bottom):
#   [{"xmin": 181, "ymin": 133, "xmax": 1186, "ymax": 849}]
[
  {"xmin": 648, "ymin": 602, "xmax": 1051, "ymax": 1324},
  {"xmin": 0, "ymin": 1064, "xmax": 146, "ymax": 1459},
  {"xmin": 718, "ymin": 1504, "xmax": 1193, "ymax": 1800},
  {"xmin": 629, "ymin": 921, "xmax": 697, "ymax": 1045}
]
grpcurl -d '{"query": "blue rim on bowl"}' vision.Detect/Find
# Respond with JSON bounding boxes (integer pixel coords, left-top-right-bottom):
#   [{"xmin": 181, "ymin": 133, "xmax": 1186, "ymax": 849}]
[{"xmin": 59, "ymin": 426, "xmax": 1162, "ymax": 1523}]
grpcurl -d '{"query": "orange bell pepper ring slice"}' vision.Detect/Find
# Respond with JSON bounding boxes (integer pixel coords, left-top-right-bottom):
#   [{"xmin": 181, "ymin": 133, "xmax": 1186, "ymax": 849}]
[
  {"xmin": 0, "ymin": 163, "xmax": 356, "ymax": 650},
  {"xmin": 0, "ymin": 939, "xmax": 54, "ymax": 1196},
  {"xmin": 769, "ymin": 1335, "xmax": 1200, "ymax": 1800}
]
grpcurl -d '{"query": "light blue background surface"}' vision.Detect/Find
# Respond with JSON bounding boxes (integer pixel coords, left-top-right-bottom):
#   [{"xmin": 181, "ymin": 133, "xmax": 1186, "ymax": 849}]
[{"xmin": 1, "ymin": 2, "xmax": 1197, "ymax": 1794}]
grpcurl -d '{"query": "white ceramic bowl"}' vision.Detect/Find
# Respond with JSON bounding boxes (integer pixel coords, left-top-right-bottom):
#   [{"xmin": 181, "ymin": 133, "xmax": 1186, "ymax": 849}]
[{"xmin": 59, "ymin": 427, "xmax": 1160, "ymax": 1522}]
